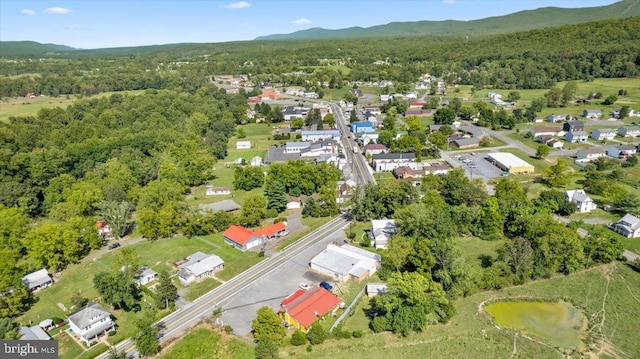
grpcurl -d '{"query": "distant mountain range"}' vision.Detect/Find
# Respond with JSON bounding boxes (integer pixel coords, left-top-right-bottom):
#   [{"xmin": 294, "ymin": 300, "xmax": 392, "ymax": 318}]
[
  {"xmin": 255, "ymin": 0, "xmax": 640, "ymax": 40},
  {"xmin": 1, "ymin": 1, "xmax": 639, "ymax": 56},
  {"xmin": 0, "ymin": 41, "xmax": 76, "ymax": 56}
]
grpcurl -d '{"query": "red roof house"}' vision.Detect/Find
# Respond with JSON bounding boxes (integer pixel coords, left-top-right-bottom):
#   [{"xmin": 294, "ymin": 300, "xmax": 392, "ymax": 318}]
[
  {"xmin": 223, "ymin": 222, "xmax": 288, "ymax": 251},
  {"xmin": 279, "ymin": 287, "xmax": 343, "ymax": 332}
]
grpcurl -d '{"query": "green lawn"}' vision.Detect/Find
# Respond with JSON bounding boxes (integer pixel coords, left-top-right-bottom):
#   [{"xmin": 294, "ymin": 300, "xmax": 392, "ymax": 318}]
[
  {"xmin": 183, "ymin": 278, "xmax": 222, "ymax": 302},
  {"xmin": 282, "ymin": 262, "xmax": 640, "ymax": 359},
  {"xmin": 159, "ymin": 325, "xmax": 254, "ymax": 359},
  {"xmin": 275, "ymin": 216, "xmax": 331, "ymax": 251}
]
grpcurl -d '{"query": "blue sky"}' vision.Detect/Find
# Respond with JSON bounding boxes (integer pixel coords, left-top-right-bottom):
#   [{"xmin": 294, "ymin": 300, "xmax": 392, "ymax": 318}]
[{"xmin": 0, "ymin": 0, "xmax": 619, "ymax": 49}]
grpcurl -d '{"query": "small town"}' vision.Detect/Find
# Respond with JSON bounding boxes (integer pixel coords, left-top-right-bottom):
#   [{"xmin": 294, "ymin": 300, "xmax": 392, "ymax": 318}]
[{"xmin": 0, "ymin": 1, "xmax": 639, "ymax": 359}]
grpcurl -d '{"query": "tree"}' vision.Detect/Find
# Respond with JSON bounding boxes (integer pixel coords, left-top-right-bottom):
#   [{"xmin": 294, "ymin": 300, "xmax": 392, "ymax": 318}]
[
  {"xmin": 582, "ymin": 226, "xmax": 622, "ymax": 267},
  {"xmin": 116, "ymin": 247, "xmax": 140, "ymax": 279},
  {"xmin": 0, "ymin": 281, "xmax": 30, "ymax": 317},
  {"xmin": 616, "ymin": 193, "xmax": 640, "ymax": 215},
  {"xmin": 265, "ymin": 181, "xmax": 287, "ymax": 213},
  {"xmin": 428, "ymin": 131, "xmax": 448, "ymax": 150},
  {"xmin": 544, "ymin": 159, "xmax": 571, "ymax": 187},
  {"xmin": 155, "ymin": 270, "xmax": 177, "ymax": 309},
  {"xmin": 71, "ymin": 291, "xmax": 88, "ymax": 309},
  {"xmin": 306, "ymin": 321, "xmax": 328, "ymax": 345},
  {"xmin": 93, "ymin": 271, "xmax": 141, "ymax": 310},
  {"xmin": 561, "ymin": 81, "xmax": 577, "ymax": 105},
  {"xmin": 602, "ymin": 95, "xmax": 617, "ymax": 106},
  {"xmin": 499, "ymin": 237, "xmax": 534, "ymax": 282},
  {"xmin": 384, "ymin": 236, "xmax": 414, "ymax": 272},
  {"xmin": 251, "ymin": 306, "xmax": 286, "ymax": 345},
  {"xmin": 134, "ymin": 314, "xmax": 160, "ymax": 357},
  {"xmin": 433, "ymin": 107, "xmax": 455, "ymax": 125},
  {"xmin": 506, "ymin": 91, "xmax": 521, "ymax": 102},
  {"xmin": 0, "ymin": 318, "xmax": 20, "ymax": 340},
  {"xmin": 237, "ymin": 127, "xmax": 247, "ymax": 138},
  {"xmin": 98, "ymin": 201, "xmax": 133, "ymax": 238},
  {"xmin": 291, "ymin": 118, "xmax": 304, "ymax": 129},
  {"xmin": 290, "ymin": 329, "xmax": 306, "ymax": 346},
  {"xmin": 476, "ymin": 197, "xmax": 504, "ymax": 238},
  {"xmin": 545, "ymin": 87, "xmax": 562, "ymax": 107},
  {"xmin": 241, "ymin": 194, "xmax": 267, "ymax": 227},
  {"xmin": 602, "ymin": 183, "xmax": 628, "ymax": 206},
  {"xmin": 255, "ymin": 338, "xmax": 279, "ymax": 359},
  {"xmin": 618, "ymin": 105, "xmax": 630, "ymax": 119},
  {"xmin": 536, "ymin": 144, "xmax": 550, "ymax": 159},
  {"xmin": 233, "ymin": 166, "xmax": 265, "ymax": 191}
]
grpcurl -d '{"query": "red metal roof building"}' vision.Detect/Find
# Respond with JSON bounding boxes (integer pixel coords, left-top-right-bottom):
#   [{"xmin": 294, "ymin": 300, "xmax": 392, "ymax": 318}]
[
  {"xmin": 279, "ymin": 287, "xmax": 343, "ymax": 333},
  {"xmin": 223, "ymin": 222, "xmax": 288, "ymax": 251}
]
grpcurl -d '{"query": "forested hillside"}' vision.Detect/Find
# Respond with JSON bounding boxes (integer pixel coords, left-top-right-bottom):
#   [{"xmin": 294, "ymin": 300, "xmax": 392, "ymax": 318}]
[
  {"xmin": 1, "ymin": 17, "xmax": 638, "ymax": 99},
  {"xmin": 256, "ymin": 0, "xmax": 640, "ymax": 40}
]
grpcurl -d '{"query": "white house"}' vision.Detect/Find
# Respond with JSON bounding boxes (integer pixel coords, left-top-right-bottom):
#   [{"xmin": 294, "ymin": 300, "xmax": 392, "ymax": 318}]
[
  {"xmin": 591, "ymin": 129, "xmax": 617, "ymax": 141},
  {"xmin": 22, "ymin": 268, "xmax": 53, "ymax": 291},
  {"xmin": 583, "ymin": 109, "xmax": 602, "ymax": 119},
  {"xmin": 366, "ymin": 283, "xmax": 388, "ymax": 297},
  {"xmin": 236, "ymin": 141, "xmax": 251, "ymax": 150},
  {"xmin": 369, "ymin": 219, "xmax": 397, "ymax": 249},
  {"xmin": 565, "ymin": 189, "xmax": 597, "ymax": 213},
  {"xmin": 576, "ymin": 148, "xmax": 607, "ymax": 162},
  {"xmin": 547, "ymin": 114, "xmax": 568, "ymax": 123},
  {"xmin": 371, "ymin": 153, "xmax": 418, "ymax": 172},
  {"xmin": 610, "ymin": 214, "xmax": 640, "ymax": 238},
  {"xmin": 617, "ymin": 126, "xmax": 640, "ymax": 138},
  {"xmin": 565, "ymin": 131, "xmax": 588, "ymax": 143},
  {"xmin": 301, "ymin": 130, "xmax": 341, "ymax": 142},
  {"xmin": 309, "ymin": 244, "xmax": 381, "ymax": 282},
  {"xmin": 607, "ymin": 145, "xmax": 637, "ymax": 159},
  {"xmin": 177, "ymin": 252, "xmax": 224, "ymax": 286},
  {"xmin": 134, "ymin": 267, "xmax": 157, "ymax": 286},
  {"xmin": 250, "ymin": 156, "xmax": 263, "ymax": 167},
  {"xmin": 206, "ymin": 186, "xmax": 231, "ymax": 196},
  {"xmin": 285, "ymin": 141, "xmax": 311, "ymax": 153},
  {"xmin": 67, "ymin": 302, "xmax": 114, "ymax": 346}
]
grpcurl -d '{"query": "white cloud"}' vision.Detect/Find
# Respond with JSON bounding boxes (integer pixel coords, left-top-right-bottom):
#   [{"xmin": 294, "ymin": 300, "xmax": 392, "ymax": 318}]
[
  {"xmin": 292, "ymin": 18, "xmax": 312, "ymax": 25},
  {"xmin": 45, "ymin": 7, "xmax": 72, "ymax": 14},
  {"xmin": 442, "ymin": 0, "xmax": 456, "ymax": 4},
  {"xmin": 21, "ymin": 9, "xmax": 36, "ymax": 15},
  {"xmin": 224, "ymin": 1, "xmax": 250, "ymax": 9}
]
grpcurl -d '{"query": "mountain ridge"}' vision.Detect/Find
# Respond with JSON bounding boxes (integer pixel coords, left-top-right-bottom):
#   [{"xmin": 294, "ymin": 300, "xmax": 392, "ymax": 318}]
[{"xmin": 255, "ymin": 0, "xmax": 640, "ymax": 40}]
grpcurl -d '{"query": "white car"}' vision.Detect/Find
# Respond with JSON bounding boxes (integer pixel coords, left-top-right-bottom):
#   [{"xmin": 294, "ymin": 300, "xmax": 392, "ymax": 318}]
[{"xmin": 299, "ymin": 282, "xmax": 310, "ymax": 290}]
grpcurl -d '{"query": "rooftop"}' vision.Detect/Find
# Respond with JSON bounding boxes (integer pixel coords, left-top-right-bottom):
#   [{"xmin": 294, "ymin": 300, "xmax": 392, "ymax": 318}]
[
  {"xmin": 67, "ymin": 302, "xmax": 110, "ymax": 330},
  {"xmin": 487, "ymin": 152, "xmax": 534, "ymax": 169},
  {"xmin": 282, "ymin": 287, "xmax": 342, "ymax": 328}
]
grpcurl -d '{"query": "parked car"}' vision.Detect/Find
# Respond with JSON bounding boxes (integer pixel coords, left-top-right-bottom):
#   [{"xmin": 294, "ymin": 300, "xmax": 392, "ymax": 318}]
[
  {"xmin": 299, "ymin": 282, "xmax": 310, "ymax": 290},
  {"xmin": 319, "ymin": 281, "xmax": 333, "ymax": 291},
  {"xmin": 108, "ymin": 242, "xmax": 121, "ymax": 250}
]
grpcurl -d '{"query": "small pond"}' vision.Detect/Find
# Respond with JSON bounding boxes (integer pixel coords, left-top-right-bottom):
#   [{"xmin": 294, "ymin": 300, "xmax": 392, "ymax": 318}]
[{"xmin": 484, "ymin": 300, "xmax": 585, "ymax": 349}]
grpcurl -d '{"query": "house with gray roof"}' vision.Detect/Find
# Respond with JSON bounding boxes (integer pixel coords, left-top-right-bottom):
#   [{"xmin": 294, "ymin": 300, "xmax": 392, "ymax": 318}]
[
  {"xmin": 369, "ymin": 219, "xmax": 397, "ymax": 249},
  {"xmin": 309, "ymin": 244, "xmax": 381, "ymax": 282},
  {"xmin": 610, "ymin": 214, "xmax": 640, "ymax": 238},
  {"xmin": 583, "ymin": 109, "xmax": 602, "ymax": 119},
  {"xmin": 19, "ymin": 325, "xmax": 51, "ymax": 341},
  {"xmin": 607, "ymin": 145, "xmax": 637, "ymax": 158},
  {"xmin": 198, "ymin": 199, "xmax": 241, "ymax": 213},
  {"xmin": 565, "ymin": 131, "xmax": 588, "ymax": 143},
  {"xmin": 67, "ymin": 302, "xmax": 114, "ymax": 346},
  {"xmin": 618, "ymin": 125, "xmax": 640, "ymax": 138},
  {"xmin": 177, "ymin": 252, "xmax": 224, "ymax": 286},
  {"xmin": 22, "ymin": 268, "xmax": 53, "ymax": 291},
  {"xmin": 591, "ymin": 128, "xmax": 617, "ymax": 141},
  {"xmin": 371, "ymin": 153, "xmax": 418, "ymax": 172},
  {"xmin": 565, "ymin": 189, "xmax": 596, "ymax": 213}
]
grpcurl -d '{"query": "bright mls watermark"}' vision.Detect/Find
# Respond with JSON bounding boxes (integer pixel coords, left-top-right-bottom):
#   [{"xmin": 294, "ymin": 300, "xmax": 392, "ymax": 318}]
[{"xmin": 1, "ymin": 341, "xmax": 58, "ymax": 358}]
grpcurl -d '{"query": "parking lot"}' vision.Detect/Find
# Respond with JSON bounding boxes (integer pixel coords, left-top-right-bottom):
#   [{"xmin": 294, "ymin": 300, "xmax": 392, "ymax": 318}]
[{"xmin": 452, "ymin": 152, "xmax": 504, "ymax": 183}]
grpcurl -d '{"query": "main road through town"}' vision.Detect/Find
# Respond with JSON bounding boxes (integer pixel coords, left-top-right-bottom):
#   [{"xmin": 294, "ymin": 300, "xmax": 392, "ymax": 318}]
[
  {"xmin": 330, "ymin": 103, "xmax": 376, "ymax": 185},
  {"xmin": 100, "ymin": 103, "xmax": 374, "ymax": 358},
  {"xmin": 100, "ymin": 215, "xmax": 350, "ymax": 358}
]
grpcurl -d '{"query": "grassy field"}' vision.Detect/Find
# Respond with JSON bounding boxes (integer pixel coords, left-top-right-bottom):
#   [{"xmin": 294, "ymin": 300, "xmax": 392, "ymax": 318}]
[
  {"xmin": 19, "ymin": 233, "xmax": 261, "ymax": 357},
  {"xmin": 0, "ymin": 90, "xmax": 145, "ymax": 123},
  {"xmin": 159, "ymin": 325, "xmax": 254, "ymax": 359},
  {"xmin": 282, "ymin": 261, "xmax": 640, "ymax": 359}
]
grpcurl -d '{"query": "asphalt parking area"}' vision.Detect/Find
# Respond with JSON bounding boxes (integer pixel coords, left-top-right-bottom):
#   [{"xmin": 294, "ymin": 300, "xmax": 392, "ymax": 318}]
[{"xmin": 454, "ymin": 153, "xmax": 504, "ymax": 183}]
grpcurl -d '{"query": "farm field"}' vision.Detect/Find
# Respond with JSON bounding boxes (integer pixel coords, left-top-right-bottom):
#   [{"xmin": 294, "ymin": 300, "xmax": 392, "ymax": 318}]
[{"xmin": 0, "ymin": 90, "xmax": 145, "ymax": 123}]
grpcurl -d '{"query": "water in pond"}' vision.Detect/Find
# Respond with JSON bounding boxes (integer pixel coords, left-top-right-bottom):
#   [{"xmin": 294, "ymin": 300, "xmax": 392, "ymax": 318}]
[{"xmin": 484, "ymin": 300, "xmax": 585, "ymax": 349}]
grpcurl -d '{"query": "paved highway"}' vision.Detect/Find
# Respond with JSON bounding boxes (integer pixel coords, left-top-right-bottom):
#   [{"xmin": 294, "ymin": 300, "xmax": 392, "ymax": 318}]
[
  {"xmin": 99, "ymin": 216, "xmax": 350, "ymax": 358},
  {"xmin": 330, "ymin": 103, "xmax": 376, "ymax": 185},
  {"xmin": 101, "ymin": 104, "xmax": 375, "ymax": 358}
]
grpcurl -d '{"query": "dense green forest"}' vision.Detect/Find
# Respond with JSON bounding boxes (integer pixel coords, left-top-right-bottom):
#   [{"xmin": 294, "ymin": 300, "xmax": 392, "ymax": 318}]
[
  {"xmin": 256, "ymin": 0, "xmax": 640, "ymax": 40},
  {"xmin": 1, "ymin": 17, "xmax": 638, "ymax": 98}
]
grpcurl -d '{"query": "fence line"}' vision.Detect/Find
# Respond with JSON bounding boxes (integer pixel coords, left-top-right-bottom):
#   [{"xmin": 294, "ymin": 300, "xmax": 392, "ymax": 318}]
[{"xmin": 329, "ymin": 286, "xmax": 366, "ymax": 333}]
